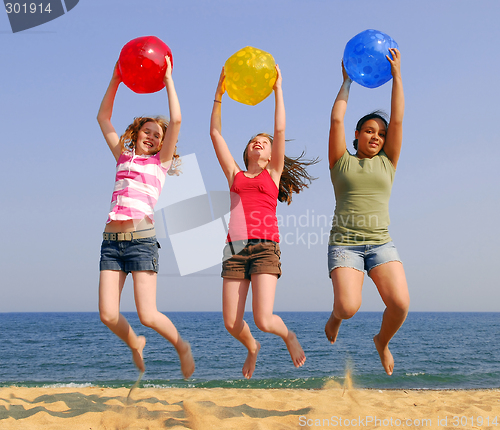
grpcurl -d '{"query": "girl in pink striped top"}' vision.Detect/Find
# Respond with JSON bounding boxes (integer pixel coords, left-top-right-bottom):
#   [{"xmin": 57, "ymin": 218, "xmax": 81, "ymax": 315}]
[{"xmin": 97, "ymin": 56, "xmax": 194, "ymax": 379}]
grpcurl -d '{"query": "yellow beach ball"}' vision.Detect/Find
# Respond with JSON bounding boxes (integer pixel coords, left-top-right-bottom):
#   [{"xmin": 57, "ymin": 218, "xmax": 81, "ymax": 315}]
[{"xmin": 224, "ymin": 46, "xmax": 277, "ymax": 106}]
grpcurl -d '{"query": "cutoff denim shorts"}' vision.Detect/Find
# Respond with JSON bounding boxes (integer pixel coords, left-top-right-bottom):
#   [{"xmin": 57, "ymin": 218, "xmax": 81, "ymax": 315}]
[
  {"xmin": 328, "ymin": 241, "xmax": 402, "ymax": 277},
  {"xmin": 100, "ymin": 236, "xmax": 160, "ymax": 274}
]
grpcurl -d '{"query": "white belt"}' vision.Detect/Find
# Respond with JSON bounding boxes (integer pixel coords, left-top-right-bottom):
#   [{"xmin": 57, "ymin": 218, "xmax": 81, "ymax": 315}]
[{"xmin": 103, "ymin": 228, "xmax": 156, "ymax": 241}]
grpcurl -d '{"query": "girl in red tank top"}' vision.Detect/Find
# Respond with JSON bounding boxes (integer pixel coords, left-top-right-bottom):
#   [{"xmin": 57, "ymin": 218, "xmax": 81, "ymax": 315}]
[{"xmin": 210, "ymin": 65, "xmax": 317, "ymax": 379}]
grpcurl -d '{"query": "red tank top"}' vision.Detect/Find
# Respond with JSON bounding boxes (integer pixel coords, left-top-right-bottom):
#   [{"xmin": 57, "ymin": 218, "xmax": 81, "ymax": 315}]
[{"xmin": 227, "ymin": 170, "xmax": 280, "ymax": 242}]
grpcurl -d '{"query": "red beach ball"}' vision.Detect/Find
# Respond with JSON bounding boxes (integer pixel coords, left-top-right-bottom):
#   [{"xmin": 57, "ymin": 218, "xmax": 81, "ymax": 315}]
[{"xmin": 118, "ymin": 36, "xmax": 173, "ymax": 94}]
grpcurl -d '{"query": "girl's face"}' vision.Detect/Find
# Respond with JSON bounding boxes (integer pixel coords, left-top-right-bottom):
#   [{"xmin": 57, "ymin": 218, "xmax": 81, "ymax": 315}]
[
  {"xmin": 135, "ymin": 121, "xmax": 163, "ymax": 155},
  {"xmin": 246, "ymin": 135, "xmax": 272, "ymax": 164},
  {"xmin": 355, "ymin": 118, "xmax": 386, "ymax": 159}
]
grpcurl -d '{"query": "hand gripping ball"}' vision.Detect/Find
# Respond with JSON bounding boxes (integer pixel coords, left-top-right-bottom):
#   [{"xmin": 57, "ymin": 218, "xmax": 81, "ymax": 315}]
[
  {"xmin": 343, "ymin": 29, "xmax": 399, "ymax": 89},
  {"xmin": 118, "ymin": 36, "xmax": 173, "ymax": 94},
  {"xmin": 224, "ymin": 47, "xmax": 277, "ymax": 106}
]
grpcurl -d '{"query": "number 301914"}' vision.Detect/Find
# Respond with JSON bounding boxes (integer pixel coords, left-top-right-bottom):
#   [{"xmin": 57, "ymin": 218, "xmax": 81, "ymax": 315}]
[{"xmin": 5, "ymin": 3, "xmax": 52, "ymax": 13}]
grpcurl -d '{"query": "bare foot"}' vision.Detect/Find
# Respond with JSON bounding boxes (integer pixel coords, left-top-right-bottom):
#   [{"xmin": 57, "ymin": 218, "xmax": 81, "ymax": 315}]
[
  {"xmin": 178, "ymin": 340, "xmax": 195, "ymax": 379},
  {"xmin": 132, "ymin": 335, "xmax": 146, "ymax": 372},
  {"xmin": 285, "ymin": 331, "xmax": 306, "ymax": 367},
  {"xmin": 373, "ymin": 334, "xmax": 394, "ymax": 376},
  {"xmin": 242, "ymin": 341, "xmax": 260, "ymax": 379},
  {"xmin": 324, "ymin": 312, "xmax": 342, "ymax": 344}
]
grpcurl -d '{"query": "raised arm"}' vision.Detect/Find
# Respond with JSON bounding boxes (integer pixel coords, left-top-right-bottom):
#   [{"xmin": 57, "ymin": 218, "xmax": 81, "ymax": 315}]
[
  {"xmin": 383, "ymin": 48, "xmax": 404, "ymax": 168},
  {"xmin": 328, "ymin": 62, "xmax": 352, "ymax": 169},
  {"xmin": 158, "ymin": 56, "xmax": 181, "ymax": 164},
  {"xmin": 268, "ymin": 65, "xmax": 285, "ymax": 182},
  {"xmin": 97, "ymin": 62, "xmax": 122, "ymax": 161},
  {"xmin": 210, "ymin": 68, "xmax": 240, "ymax": 186}
]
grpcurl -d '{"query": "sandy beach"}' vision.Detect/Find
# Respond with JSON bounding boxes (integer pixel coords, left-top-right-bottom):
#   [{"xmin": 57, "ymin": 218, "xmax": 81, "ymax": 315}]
[{"xmin": 1, "ymin": 383, "xmax": 499, "ymax": 430}]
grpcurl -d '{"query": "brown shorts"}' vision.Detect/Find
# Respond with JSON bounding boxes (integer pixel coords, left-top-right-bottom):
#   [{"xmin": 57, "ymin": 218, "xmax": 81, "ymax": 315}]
[{"xmin": 221, "ymin": 239, "xmax": 281, "ymax": 280}]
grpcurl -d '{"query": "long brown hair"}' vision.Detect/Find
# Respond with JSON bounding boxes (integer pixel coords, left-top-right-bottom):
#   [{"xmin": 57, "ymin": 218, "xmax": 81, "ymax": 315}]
[
  {"xmin": 119, "ymin": 116, "xmax": 181, "ymax": 175},
  {"xmin": 243, "ymin": 133, "xmax": 318, "ymax": 205}
]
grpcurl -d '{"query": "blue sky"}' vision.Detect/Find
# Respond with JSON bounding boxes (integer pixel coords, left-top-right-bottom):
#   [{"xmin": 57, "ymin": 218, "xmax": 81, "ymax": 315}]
[{"xmin": 2, "ymin": 0, "xmax": 499, "ymax": 312}]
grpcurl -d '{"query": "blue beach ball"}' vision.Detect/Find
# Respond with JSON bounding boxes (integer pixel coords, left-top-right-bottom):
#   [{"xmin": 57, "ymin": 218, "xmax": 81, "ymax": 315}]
[{"xmin": 343, "ymin": 29, "xmax": 399, "ymax": 89}]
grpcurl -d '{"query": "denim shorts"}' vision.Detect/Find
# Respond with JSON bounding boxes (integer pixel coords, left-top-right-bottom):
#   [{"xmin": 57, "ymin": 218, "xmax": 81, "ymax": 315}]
[
  {"xmin": 100, "ymin": 236, "xmax": 160, "ymax": 274},
  {"xmin": 328, "ymin": 241, "xmax": 402, "ymax": 277},
  {"xmin": 221, "ymin": 239, "xmax": 281, "ymax": 280}
]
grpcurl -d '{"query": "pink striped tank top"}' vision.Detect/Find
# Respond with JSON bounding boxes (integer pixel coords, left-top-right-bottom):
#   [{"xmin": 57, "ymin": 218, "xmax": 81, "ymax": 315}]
[{"xmin": 106, "ymin": 151, "xmax": 171, "ymax": 224}]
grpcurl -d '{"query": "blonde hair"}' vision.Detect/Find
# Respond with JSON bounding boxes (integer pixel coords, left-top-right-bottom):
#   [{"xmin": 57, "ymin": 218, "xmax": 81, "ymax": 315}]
[
  {"xmin": 243, "ymin": 133, "xmax": 318, "ymax": 205},
  {"xmin": 119, "ymin": 116, "xmax": 181, "ymax": 175}
]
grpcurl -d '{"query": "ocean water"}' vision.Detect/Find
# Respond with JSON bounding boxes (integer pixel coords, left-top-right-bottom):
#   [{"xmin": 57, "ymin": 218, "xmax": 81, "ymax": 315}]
[{"xmin": 0, "ymin": 312, "xmax": 499, "ymax": 390}]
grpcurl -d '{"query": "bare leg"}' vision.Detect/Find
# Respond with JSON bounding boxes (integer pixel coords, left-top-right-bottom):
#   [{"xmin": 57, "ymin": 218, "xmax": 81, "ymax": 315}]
[
  {"xmin": 132, "ymin": 271, "xmax": 195, "ymax": 379},
  {"xmin": 99, "ymin": 270, "xmax": 146, "ymax": 372},
  {"xmin": 251, "ymin": 274, "xmax": 306, "ymax": 368},
  {"xmin": 222, "ymin": 278, "xmax": 261, "ymax": 379},
  {"xmin": 369, "ymin": 262, "xmax": 410, "ymax": 375},
  {"xmin": 325, "ymin": 268, "xmax": 364, "ymax": 344}
]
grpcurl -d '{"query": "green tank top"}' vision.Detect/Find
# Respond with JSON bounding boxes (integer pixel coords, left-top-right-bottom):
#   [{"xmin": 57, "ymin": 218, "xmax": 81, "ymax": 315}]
[{"xmin": 329, "ymin": 150, "xmax": 395, "ymax": 245}]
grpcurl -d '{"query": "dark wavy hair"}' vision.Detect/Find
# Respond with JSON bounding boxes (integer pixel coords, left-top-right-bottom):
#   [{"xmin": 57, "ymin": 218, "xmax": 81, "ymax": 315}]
[
  {"xmin": 243, "ymin": 133, "xmax": 318, "ymax": 205},
  {"xmin": 119, "ymin": 116, "xmax": 180, "ymax": 175},
  {"xmin": 352, "ymin": 110, "xmax": 389, "ymax": 150}
]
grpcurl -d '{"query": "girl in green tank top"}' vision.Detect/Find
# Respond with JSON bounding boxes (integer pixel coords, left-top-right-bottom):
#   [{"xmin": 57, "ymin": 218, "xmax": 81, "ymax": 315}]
[{"xmin": 325, "ymin": 48, "xmax": 409, "ymax": 376}]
